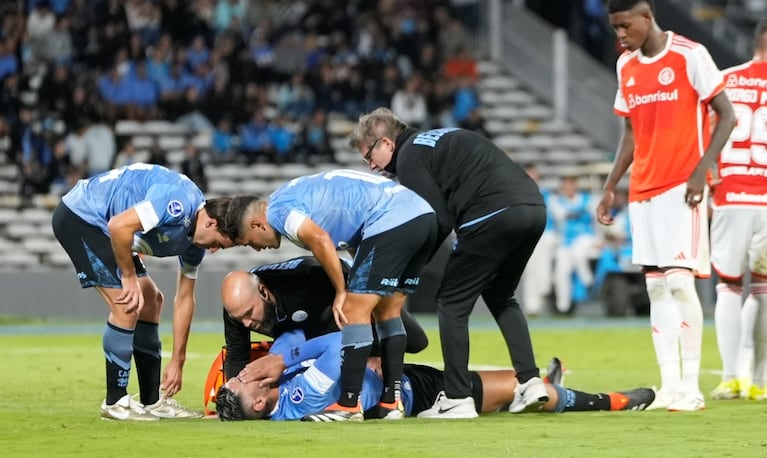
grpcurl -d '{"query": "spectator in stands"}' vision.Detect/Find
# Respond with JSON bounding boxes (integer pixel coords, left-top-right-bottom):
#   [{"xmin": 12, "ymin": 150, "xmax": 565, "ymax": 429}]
[
  {"xmin": 459, "ymin": 108, "xmax": 490, "ymax": 139},
  {"xmin": 80, "ymin": 118, "xmax": 117, "ymax": 177},
  {"xmin": 549, "ymin": 174, "xmax": 599, "ymax": 315},
  {"xmin": 39, "ymin": 14, "xmax": 74, "ymax": 65},
  {"xmin": 123, "ymin": 60, "xmax": 160, "ymax": 121},
  {"xmin": 211, "ymin": 115, "xmax": 237, "ymax": 164},
  {"xmin": 238, "ymin": 110, "xmax": 273, "ymax": 164},
  {"xmin": 276, "ymin": 72, "xmax": 315, "ymax": 120},
  {"xmin": 185, "ymin": 34, "xmax": 210, "ymax": 71},
  {"xmin": 38, "ymin": 63, "xmax": 73, "ymax": 116},
  {"xmin": 19, "ymin": 120, "xmax": 57, "ymax": 198},
  {"xmin": 443, "ymin": 45, "xmax": 478, "ymax": 83},
  {"xmin": 180, "ymin": 140, "xmax": 207, "ymax": 193},
  {"xmin": 25, "ymin": 1, "xmax": 56, "ymax": 63},
  {"xmin": 0, "ymin": 37, "xmax": 19, "ymax": 82},
  {"xmin": 296, "ymin": 109, "xmax": 334, "ymax": 164},
  {"xmin": 519, "ymin": 164, "xmax": 557, "ymax": 316},
  {"xmin": 97, "ymin": 64, "xmax": 130, "ymax": 121},
  {"xmin": 452, "ymin": 76, "xmax": 481, "ymax": 125},
  {"xmin": 391, "ymin": 73, "xmax": 428, "ymax": 129},
  {"xmin": 146, "ymin": 142, "xmax": 168, "ymax": 168},
  {"xmin": 269, "ymin": 114, "xmax": 297, "ymax": 164},
  {"xmin": 112, "ymin": 140, "xmax": 144, "ymax": 169}
]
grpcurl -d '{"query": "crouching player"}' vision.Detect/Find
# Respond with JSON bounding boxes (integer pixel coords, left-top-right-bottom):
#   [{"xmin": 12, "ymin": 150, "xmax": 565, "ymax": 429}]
[{"xmin": 213, "ymin": 331, "xmax": 655, "ymax": 421}]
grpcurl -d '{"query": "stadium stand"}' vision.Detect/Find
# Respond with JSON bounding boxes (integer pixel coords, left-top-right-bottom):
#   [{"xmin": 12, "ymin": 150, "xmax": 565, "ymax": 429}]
[{"xmin": 0, "ymin": 0, "xmax": 621, "ymax": 272}]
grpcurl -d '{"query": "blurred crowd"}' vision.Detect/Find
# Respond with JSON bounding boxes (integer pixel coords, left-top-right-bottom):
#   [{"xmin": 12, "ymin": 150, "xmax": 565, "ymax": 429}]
[{"xmin": 0, "ymin": 0, "xmax": 485, "ymax": 201}]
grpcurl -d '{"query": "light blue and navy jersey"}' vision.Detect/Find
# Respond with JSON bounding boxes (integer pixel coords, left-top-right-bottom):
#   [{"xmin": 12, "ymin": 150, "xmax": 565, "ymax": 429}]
[
  {"xmin": 267, "ymin": 331, "xmax": 415, "ymax": 420},
  {"xmin": 61, "ymin": 163, "xmax": 206, "ymax": 277},
  {"xmin": 549, "ymin": 191, "xmax": 595, "ymax": 247},
  {"xmin": 266, "ymin": 169, "xmax": 434, "ymax": 250}
]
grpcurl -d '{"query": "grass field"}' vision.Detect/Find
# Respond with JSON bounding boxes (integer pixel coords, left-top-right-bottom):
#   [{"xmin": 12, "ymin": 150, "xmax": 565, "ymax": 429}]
[{"xmin": 0, "ymin": 315, "xmax": 763, "ymax": 457}]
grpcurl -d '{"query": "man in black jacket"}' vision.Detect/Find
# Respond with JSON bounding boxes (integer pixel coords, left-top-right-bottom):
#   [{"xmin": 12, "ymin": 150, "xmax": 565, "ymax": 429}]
[
  {"xmin": 350, "ymin": 108, "xmax": 548, "ymax": 418},
  {"xmin": 221, "ymin": 255, "xmax": 428, "ymax": 379}
]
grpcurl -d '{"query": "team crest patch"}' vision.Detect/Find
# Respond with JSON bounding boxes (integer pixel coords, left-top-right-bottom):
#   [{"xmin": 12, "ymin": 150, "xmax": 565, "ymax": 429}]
[
  {"xmin": 290, "ymin": 387, "xmax": 304, "ymax": 404},
  {"xmin": 292, "ymin": 310, "xmax": 308, "ymax": 322},
  {"xmin": 658, "ymin": 67, "xmax": 674, "ymax": 86},
  {"xmin": 167, "ymin": 200, "xmax": 184, "ymax": 217}
]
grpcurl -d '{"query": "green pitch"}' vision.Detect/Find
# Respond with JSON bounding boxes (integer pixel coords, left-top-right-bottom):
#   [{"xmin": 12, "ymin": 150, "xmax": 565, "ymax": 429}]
[{"xmin": 0, "ymin": 316, "xmax": 762, "ymax": 457}]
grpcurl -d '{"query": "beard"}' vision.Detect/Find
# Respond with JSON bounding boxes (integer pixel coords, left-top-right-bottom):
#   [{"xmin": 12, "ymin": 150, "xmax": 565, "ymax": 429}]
[{"xmin": 252, "ymin": 300, "xmax": 278, "ymax": 337}]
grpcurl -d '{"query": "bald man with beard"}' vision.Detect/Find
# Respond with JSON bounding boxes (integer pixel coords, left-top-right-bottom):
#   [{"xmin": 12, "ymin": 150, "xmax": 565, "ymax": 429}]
[{"xmin": 220, "ymin": 256, "xmax": 428, "ymax": 380}]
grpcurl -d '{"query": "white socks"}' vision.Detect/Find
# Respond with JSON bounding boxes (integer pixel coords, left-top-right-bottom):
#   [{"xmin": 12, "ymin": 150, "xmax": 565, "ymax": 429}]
[
  {"xmin": 714, "ymin": 284, "xmax": 743, "ymax": 381},
  {"xmin": 646, "ymin": 269, "xmax": 703, "ymax": 394}
]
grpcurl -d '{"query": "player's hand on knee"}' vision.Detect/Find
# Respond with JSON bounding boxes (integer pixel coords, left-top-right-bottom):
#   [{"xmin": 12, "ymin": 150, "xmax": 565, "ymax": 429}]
[{"xmin": 116, "ymin": 276, "xmax": 144, "ymax": 314}]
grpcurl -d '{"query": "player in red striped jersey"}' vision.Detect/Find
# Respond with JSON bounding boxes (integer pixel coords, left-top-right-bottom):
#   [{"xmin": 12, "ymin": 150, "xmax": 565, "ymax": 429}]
[
  {"xmin": 596, "ymin": 0, "xmax": 736, "ymax": 411},
  {"xmin": 710, "ymin": 19, "xmax": 767, "ymax": 402}
]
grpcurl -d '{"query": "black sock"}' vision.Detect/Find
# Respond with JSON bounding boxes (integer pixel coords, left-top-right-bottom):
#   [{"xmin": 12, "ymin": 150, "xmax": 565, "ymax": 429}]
[
  {"xmin": 338, "ymin": 343, "xmax": 373, "ymax": 408},
  {"xmin": 103, "ymin": 322, "xmax": 134, "ymax": 405},
  {"xmin": 379, "ymin": 334, "xmax": 406, "ymax": 404},
  {"xmin": 133, "ymin": 321, "xmax": 162, "ymax": 405},
  {"xmin": 562, "ymin": 389, "xmax": 611, "ymax": 412}
]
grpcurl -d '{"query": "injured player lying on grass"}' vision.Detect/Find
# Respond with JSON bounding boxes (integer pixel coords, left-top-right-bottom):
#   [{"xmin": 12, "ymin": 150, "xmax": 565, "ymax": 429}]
[{"xmin": 212, "ymin": 330, "xmax": 655, "ymax": 421}]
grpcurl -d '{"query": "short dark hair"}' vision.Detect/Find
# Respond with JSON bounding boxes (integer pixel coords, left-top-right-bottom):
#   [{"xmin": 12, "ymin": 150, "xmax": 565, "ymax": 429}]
[
  {"xmin": 223, "ymin": 195, "xmax": 262, "ymax": 240},
  {"xmin": 607, "ymin": 0, "xmax": 654, "ymax": 14},
  {"xmin": 204, "ymin": 197, "xmax": 232, "ymax": 235},
  {"xmin": 215, "ymin": 386, "xmax": 247, "ymax": 421}
]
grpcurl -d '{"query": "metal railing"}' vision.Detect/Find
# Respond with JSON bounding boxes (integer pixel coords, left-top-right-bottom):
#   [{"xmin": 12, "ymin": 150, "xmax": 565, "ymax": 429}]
[{"xmin": 483, "ymin": 0, "xmax": 621, "ymax": 151}]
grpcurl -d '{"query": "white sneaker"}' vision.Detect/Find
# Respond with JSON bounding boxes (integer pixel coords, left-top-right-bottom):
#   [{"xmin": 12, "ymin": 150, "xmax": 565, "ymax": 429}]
[
  {"xmin": 141, "ymin": 395, "xmax": 204, "ymax": 419},
  {"xmin": 667, "ymin": 392, "xmax": 705, "ymax": 412},
  {"xmin": 645, "ymin": 387, "xmax": 676, "ymax": 411},
  {"xmin": 417, "ymin": 391, "xmax": 478, "ymax": 419},
  {"xmin": 101, "ymin": 394, "xmax": 159, "ymax": 421},
  {"xmin": 509, "ymin": 377, "xmax": 549, "ymax": 413}
]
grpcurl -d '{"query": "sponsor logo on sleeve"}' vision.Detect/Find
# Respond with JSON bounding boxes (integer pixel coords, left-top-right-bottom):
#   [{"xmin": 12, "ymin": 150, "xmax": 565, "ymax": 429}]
[{"xmin": 167, "ymin": 200, "xmax": 183, "ymax": 217}]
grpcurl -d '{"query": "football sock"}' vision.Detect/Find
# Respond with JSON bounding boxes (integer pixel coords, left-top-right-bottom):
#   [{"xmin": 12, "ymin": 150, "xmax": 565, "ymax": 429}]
[
  {"xmin": 666, "ymin": 269, "xmax": 703, "ymax": 393},
  {"xmin": 737, "ymin": 294, "xmax": 758, "ymax": 384},
  {"xmin": 103, "ymin": 322, "xmax": 134, "ymax": 405},
  {"xmin": 714, "ymin": 283, "xmax": 743, "ymax": 381},
  {"xmin": 645, "ymin": 273, "xmax": 681, "ymax": 393},
  {"xmin": 751, "ymin": 283, "xmax": 767, "ymax": 387},
  {"xmin": 376, "ymin": 318, "xmax": 407, "ymax": 404},
  {"xmin": 552, "ymin": 384, "xmax": 610, "ymax": 412},
  {"xmin": 133, "ymin": 320, "xmax": 162, "ymax": 405},
  {"xmin": 338, "ymin": 324, "xmax": 373, "ymax": 408}
]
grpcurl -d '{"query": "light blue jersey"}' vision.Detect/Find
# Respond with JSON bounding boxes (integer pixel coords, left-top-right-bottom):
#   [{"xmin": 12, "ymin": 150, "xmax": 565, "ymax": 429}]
[
  {"xmin": 549, "ymin": 191, "xmax": 596, "ymax": 247},
  {"xmin": 267, "ymin": 169, "xmax": 434, "ymax": 250},
  {"xmin": 61, "ymin": 163, "xmax": 206, "ymax": 276},
  {"xmin": 267, "ymin": 331, "xmax": 414, "ymax": 420}
]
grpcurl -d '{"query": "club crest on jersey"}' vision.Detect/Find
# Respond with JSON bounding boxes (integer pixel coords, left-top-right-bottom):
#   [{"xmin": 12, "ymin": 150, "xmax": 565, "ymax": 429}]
[
  {"xmin": 167, "ymin": 200, "xmax": 184, "ymax": 217},
  {"xmin": 290, "ymin": 387, "xmax": 304, "ymax": 404},
  {"xmin": 292, "ymin": 310, "xmax": 308, "ymax": 322},
  {"xmin": 658, "ymin": 67, "xmax": 674, "ymax": 86}
]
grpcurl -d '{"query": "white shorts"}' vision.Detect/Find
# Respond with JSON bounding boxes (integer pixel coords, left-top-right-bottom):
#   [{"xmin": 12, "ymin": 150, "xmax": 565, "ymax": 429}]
[
  {"xmin": 710, "ymin": 206, "xmax": 767, "ymax": 281},
  {"xmin": 628, "ymin": 183, "xmax": 710, "ymax": 276}
]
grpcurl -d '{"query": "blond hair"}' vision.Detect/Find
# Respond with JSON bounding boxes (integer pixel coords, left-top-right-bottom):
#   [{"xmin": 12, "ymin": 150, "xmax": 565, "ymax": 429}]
[{"xmin": 349, "ymin": 107, "xmax": 408, "ymax": 149}]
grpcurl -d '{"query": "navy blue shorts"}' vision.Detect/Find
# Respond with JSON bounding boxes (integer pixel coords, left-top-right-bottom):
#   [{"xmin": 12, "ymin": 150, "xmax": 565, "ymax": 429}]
[
  {"xmin": 51, "ymin": 202, "xmax": 147, "ymax": 288},
  {"xmin": 347, "ymin": 213, "xmax": 437, "ymax": 295},
  {"xmin": 404, "ymin": 364, "xmax": 483, "ymax": 415}
]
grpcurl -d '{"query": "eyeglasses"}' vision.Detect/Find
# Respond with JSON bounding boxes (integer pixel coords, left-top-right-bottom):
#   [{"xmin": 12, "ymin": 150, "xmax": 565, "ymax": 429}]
[{"xmin": 363, "ymin": 137, "xmax": 382, "ymax": 164}]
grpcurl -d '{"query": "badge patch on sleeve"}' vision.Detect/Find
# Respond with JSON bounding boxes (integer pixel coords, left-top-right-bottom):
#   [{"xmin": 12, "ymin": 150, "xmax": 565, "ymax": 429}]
[
  {"xmin": 167, "ymin": 200, "xmax": 184, "ymax": 217},
  {"xmin": 290, "ymin": 387, "xmax": 304, "ymax": 403}
]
